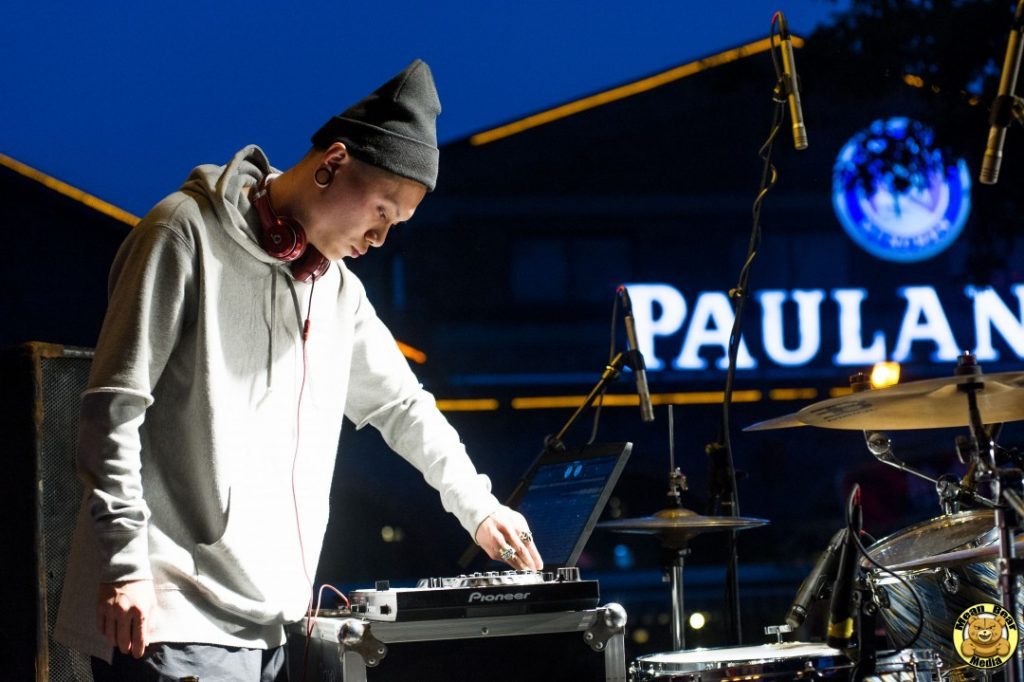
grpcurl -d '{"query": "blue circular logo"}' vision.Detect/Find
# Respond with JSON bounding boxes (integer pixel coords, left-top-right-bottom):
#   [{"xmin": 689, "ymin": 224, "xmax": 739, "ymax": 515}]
[{"xmin": 832, "ymin": 117, "xmax": 971, "ymax": 263}]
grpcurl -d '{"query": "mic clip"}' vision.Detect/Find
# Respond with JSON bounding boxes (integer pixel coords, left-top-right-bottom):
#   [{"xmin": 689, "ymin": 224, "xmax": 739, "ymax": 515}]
[
  {"xmin": 622, "ymin": 348, "xmax": 647, "ymax": 374},
  {"xmin": 990, "ymin": 94, "xmax": 1024, "ymax": 129}
]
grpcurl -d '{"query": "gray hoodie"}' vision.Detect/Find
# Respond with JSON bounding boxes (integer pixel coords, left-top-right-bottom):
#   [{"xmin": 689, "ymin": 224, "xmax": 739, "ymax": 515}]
[{"xmin": 55, "ymin": 145, "xmax": 501, "ymax": 660}]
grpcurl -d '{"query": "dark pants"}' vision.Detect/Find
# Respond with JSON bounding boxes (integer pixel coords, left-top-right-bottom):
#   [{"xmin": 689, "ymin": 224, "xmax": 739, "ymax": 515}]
[{"xmin": 91, "ymin": 643, "xmax": 288, "ymax": 682}]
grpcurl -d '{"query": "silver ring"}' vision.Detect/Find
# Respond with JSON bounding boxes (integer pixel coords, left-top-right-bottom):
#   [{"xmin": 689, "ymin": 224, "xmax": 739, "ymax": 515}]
[
  {"xmin": 519, "ymin": 530, "xmax": 533, "ymax": 544},
  {"xmin": 499, "ymin": 545, "xmax": 517, "ymax": 562}
]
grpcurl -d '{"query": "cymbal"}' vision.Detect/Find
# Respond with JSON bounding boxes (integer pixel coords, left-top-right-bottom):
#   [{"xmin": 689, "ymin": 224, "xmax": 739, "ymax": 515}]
[
  {"xmin": 598, "ymin": 507, "xmax": 769, "ymax": 545},
  {"xmin": 746, "ymin": 371, "xmax": 1024, "ymax": 431},
  {"xmin": 744, "ymin": 412, "xmax": 807, "ymax": 431}
]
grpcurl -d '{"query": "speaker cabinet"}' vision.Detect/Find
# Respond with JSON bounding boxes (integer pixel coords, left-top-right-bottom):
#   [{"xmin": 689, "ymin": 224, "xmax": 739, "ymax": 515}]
[{"xmin": 1, "ymin": 342, "xmax": 94, "ymax": 681}]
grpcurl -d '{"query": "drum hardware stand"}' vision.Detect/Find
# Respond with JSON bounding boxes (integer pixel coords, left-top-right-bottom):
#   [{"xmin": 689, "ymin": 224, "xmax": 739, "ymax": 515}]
[
  {"xmin": 705, "ymin": 437, "xmax": 743, "ymax": 643},
  {"xmin": 764, "ymin": 623, "xmax": 793, "ymax": 644},
  {"xmin": 663, "ymin": 545, "xmax": 692, "ymax": 651},
  {"xmin": 848, "ymin": 579, "xmax": 880, "ymax": 682},
  {"xmin": 863, "ymin": 430, "xmax": 996, "ymax": 513},
  {"xmin": 599, "ymin": 405, "xmax": 768, "ymax": 655},
  {"xmin": 956, "ymin": 353, "xmax": 1024, "ymax": 682},
  {"xmin": 663, "ymin": 405, "xmax": 691, "ymax": 651}
]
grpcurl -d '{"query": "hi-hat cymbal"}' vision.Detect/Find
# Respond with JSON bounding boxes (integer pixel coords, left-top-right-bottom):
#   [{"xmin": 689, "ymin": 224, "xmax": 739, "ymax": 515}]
[
  {"xmin": 745, "ymin": 371, "xmax": 1024, "ymax": 431},
  {"xmin": 598, "ymin": 507, "xmax": 769, "ymax": 545}
]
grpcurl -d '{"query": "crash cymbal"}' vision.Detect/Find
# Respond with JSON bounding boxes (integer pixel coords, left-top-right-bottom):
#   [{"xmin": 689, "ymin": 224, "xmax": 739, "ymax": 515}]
[
  {"xmin": 598, "ymin": 507, "xmax": 769, "ymax": 545},
  {"xmin": 746, "ymin": 371, "xmax": 1024, "ymax": 431},
  {"xmin": 745, "ymin": 411, "xmax": 807, "ymax": 431}
]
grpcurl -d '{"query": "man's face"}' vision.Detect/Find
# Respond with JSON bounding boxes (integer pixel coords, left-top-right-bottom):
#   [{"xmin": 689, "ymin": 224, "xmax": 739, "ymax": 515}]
[{"xmin": 305, "ymin": 157, "xmax": 427, "ymax": 261}]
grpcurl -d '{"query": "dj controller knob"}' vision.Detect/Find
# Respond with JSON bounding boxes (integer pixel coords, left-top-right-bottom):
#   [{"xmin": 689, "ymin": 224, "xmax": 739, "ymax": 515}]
[{"xmin": 556, "ymin": 567, "xmax": 580, "ymax": 582}]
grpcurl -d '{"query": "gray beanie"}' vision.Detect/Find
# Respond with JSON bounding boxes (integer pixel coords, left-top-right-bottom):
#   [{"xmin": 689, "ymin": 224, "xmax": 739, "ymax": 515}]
[{"xmin": 311, "ymin": 59, "xmax": 441, "ymax": 191}]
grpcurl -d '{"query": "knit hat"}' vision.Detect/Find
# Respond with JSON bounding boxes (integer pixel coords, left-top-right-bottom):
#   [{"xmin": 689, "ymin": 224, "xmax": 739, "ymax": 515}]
[{"xmin": 311, "ymin": 59, "xmax": 441, "ymax": 191}]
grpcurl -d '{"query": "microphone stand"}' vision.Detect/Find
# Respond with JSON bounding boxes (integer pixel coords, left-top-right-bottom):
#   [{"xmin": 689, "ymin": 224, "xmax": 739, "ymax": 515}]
[
  {"xmin": 457, "ymin": 348, "xmax": 646, "ymax": 571},
  {"xmin": 705, "ymin": 59, "xmax": 788, "ymax": 646},
  {"xmin": 543, "ymin": 349, "xmax": 647, "ymax": 455}
]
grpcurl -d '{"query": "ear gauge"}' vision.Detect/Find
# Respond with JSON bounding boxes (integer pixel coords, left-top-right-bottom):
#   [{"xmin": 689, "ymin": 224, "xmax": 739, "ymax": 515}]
[{"xmin": 314, "ymin": 167, "xmax": 333, "ymax": 188}]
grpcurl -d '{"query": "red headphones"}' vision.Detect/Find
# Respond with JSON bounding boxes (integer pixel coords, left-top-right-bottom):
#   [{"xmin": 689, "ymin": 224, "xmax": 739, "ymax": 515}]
[{"xmin": 250, "ymin": 175, "xmax": 330, "ymax": 282}]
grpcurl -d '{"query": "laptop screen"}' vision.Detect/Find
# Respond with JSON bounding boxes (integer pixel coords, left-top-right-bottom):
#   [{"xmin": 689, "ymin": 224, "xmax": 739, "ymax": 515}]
[{"xmin": 463, "ymin": 442, "xmax": 632, "ymax": 571}]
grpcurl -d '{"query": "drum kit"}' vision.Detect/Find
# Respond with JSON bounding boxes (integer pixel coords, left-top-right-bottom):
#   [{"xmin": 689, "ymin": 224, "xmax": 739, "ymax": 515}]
[{"xmin": 599, "ymin": 354, "xmax": 1024, "ymax": 681}]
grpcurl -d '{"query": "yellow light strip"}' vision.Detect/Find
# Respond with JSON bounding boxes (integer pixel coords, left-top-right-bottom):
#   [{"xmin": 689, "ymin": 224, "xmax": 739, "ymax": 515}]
[
  {"xmin": 653, "ymin": 390, "xmax": 762, "ymax": 405},
  {"xmin": 470, "ymin": 36, "xmax": 804, "ymax": 146},
  {"xmin": 436, "ymin": 398, "xmax": 501, "ymax": 412},
  {"xmin": 0, "ymin": 152, "xmax": 139, "ymax": 226},
  {"xmin": 396, "ymin": 340, "xmax": 427, "ymax": 364},
  {"xmin": 510, "ymin": 390, "xmax": 762, "ymax": 410},
  {"xmin": 829, "ymin": 387, "xmax": 855, "ymax": 398},
  {"xmin": 768, "ymin": 388, "xmax": 818, "ymax": 401}
]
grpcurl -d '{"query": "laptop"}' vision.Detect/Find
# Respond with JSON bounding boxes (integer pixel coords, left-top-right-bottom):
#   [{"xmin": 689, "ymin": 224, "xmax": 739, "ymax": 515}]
[{"xmin": 460, "ymin": 441, "xmax": 633, "ymax": 571}]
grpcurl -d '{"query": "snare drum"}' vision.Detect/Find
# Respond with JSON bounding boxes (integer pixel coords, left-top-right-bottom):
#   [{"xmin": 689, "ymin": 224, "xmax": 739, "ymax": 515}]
[
  {"xmin": 866, "ymin": 510, "xmax": 1007, "ymax": 672},
  {"xmin": 631, "ymin": 643, "xmax": 939, "ymax": 681}
]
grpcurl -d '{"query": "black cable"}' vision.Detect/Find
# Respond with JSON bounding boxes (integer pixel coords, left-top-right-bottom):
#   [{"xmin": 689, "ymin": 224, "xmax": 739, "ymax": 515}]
[
  {"xmin": 710, "ymin": 18, "xmax": 789, "ymax": 644},
  {"xmin": 851, "ymin": 527, "xmax": 926, "ymax": 657},
  {"xmin": 718, "ymin": 23, "xmax": 786, "ymax": 521}
]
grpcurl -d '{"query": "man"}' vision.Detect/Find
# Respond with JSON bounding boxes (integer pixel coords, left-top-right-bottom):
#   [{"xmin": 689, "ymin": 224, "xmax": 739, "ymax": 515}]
[{"xmin": 55, "ymin": 59, "xmax": 542, "ymax": 680}]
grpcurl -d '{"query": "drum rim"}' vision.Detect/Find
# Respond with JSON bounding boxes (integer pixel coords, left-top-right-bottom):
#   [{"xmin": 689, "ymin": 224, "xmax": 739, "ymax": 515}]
[
  {"xmin": 634, "ymin": 646, "xmax": 939, "ymax": 676},
  {"xmin": 865, "ymin": 509, "xmax": 996, "ymax": 567}
]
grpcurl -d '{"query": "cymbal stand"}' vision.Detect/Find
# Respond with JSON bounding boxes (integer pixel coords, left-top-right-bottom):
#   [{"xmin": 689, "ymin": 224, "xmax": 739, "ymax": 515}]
[
  {"xmin": 664, "ymin": 544, "xmax": 691, "ymax": 651},
  {"xmin": 667, "ymin": 405, "xmax": 686, "ymax": 509},
  {"xmin": 664, "ymin": 404, "xmax": 688, "ymax": 649},
  {"xmin": 862, "ymin": 431, "xmax": 995, "ymax": 513},
  {"xmin": 958, "ymin": 354, "xmax": 1023, "ymax": 682}
]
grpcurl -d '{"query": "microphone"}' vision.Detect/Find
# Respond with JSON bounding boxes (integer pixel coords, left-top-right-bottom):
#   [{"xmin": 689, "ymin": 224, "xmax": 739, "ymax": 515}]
[
  {"xmin": 827, "ymin": 484, "xmax": 862, "ymax": 649},
  {"xmin": 618, "ymin": 286, "xmax": 655, "ymax": 422},
  {"xmin": 785, "ymin": 528, "xmax": 846, "ymax": 629},
  {"xmin": 775, "ymin": 12, "xmax": 809, "ymax": 150},
  {"xmin": 980, "ymin": 0, "xmax": 1024, "ymax": 185}
]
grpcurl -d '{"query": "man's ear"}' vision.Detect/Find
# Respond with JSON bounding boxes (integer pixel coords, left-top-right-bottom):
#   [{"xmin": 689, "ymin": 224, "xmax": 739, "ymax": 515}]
[{"xmin": 320, "ymin": 142, "xmax": 351, "ymax": 172}]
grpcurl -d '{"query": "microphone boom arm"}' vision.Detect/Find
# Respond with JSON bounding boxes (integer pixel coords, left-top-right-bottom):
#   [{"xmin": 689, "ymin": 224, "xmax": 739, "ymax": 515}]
[{"xmin": 545, "ymin": 350, "xmax": 642, "ymax": 453}]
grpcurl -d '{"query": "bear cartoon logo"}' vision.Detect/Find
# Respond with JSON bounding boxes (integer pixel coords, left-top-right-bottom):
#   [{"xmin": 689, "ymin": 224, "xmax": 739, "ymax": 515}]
[
  {"xmin": 954, "ymin": 603, "xmax": 1019, "ymax": 670},
  {"xmin": 961, "ymin": 615, "xmax": 1010, "ymax": 658}
]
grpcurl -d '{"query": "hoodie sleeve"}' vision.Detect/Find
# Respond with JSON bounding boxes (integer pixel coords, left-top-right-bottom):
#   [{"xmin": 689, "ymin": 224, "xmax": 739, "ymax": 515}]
[
  {"xmin": 78, "ymin": 216, "xmax": 197, "ymax": 582},
  {"xmin": 342, "ymin": 275, "xmax": 501, "ymax": 538}
]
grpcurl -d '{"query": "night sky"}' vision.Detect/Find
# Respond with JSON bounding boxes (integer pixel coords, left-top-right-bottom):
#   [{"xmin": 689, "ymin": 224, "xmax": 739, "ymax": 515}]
[{"xmin": 3, "ymin": 1, "xmax": 846, "ymax": 216}]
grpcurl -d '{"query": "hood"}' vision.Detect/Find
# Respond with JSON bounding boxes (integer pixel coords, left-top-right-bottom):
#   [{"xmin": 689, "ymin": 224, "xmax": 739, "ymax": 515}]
[{"xmin": 181, "ymin": 144, "xmax": 280, "ymax": 266}]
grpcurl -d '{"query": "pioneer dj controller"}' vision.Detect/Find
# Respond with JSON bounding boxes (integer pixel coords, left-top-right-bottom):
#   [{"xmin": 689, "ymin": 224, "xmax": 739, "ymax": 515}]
[{"xmin": 348, "ymin": 568, "xmax": 600, "ymax": 622}]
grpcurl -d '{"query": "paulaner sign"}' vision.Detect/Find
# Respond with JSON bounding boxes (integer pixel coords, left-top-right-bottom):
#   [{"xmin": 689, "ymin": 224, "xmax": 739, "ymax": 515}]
[{"xmin": 626, "ymin": 283, "xmax": 1024, "ymax": 371}]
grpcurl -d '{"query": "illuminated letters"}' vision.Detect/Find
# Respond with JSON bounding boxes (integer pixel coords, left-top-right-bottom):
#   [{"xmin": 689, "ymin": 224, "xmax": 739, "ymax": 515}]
[
  {"xmin": 624, "ymin": 283, "xmax": 1024, "ymax": 374},
  {"xmin": 892, "ymin": 286, "xmax": 960, "ymax": 362},
  {"xmin": 673, "ymin": 292, "xmax": 756, "ymax": 370},
  {"xmin": 624, "ymin": 284, "xmax": 687, "ymax": 371},
  {"xmin": 758, "ymin": 289, "xmax": 825, "ymax": 366},
  {"xmin": 970, "ymin": 284, "xmax": 1024, "ymax": 361},
  {"xmin": 832, "ymin": 289, "xmax": 886, "ymax": 365}
]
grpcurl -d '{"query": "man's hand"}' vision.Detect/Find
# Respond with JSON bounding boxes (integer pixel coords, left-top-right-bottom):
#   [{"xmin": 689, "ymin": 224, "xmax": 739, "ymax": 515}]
[
  {"xmin": 96, "ymin": 580, "xmax": 156, "ymax": 658},
  {"xmin": 475, "ymin": 507, "xmax": 544, "ymax": 570}
]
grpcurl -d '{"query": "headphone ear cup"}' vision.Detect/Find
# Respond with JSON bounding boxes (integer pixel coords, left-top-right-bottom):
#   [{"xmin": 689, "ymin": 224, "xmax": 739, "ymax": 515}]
[
  {"xmin": 260, "ymin": 216, "xmax": 306, "ymax": 262},
  {"xmin": 290, "ymin": 245, "xmax": 330, "ymax": 283}
]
